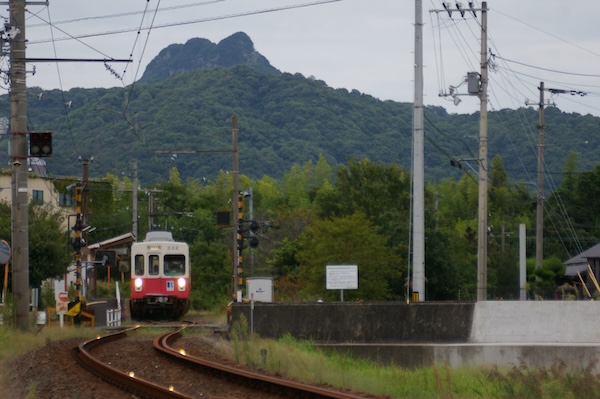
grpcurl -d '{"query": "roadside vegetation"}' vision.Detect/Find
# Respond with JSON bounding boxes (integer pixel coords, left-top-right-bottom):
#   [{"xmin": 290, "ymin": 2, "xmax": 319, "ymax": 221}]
[
  {"xmin": 2, "ymin": 317, "xmax": 600, "ymax": 399},
  {"xmin": 220, "ymin": 318, "xmax": 600, "ymax": 399},
  {"xmin": 0, "ymin": 325, "xmax": 96, "ymax": 363}
]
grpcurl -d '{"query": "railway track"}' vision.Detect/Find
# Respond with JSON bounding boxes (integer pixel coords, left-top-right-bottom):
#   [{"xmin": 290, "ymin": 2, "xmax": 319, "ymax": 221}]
[{"xmin": 73, "ymin": 324, "xmax": 374, "ymax": 399}]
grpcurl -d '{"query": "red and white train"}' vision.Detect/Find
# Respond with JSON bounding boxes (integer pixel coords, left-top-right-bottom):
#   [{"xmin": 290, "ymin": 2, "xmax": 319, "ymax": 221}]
[{"xmin": 130, "ymin": 231, "xmax": 190, "ymax": 319}]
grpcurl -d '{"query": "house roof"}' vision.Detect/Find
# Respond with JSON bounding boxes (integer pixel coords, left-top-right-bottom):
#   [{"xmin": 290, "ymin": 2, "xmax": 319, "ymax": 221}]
[
  {"xmin": 564, "ymin": 242, "xmax": 600, "ymax": 276},
  {"xmin": 87, "ymin": 232, "xmax": 135, "ymax": 250}
]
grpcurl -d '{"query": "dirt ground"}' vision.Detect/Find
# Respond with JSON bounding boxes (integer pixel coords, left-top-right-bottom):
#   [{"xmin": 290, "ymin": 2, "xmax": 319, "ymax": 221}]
[
  {"xmin": 0, "ymin": 332, "xmax": 292, "ymax": 399},
  {"xmin": 0, "ymin": 333, "xmax": 386, "ymax": 399}
]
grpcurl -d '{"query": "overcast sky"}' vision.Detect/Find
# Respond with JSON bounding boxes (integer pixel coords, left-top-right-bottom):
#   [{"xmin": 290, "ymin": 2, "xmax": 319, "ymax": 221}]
[{"xmin": 13, "ymin": 0, "xmax": 600, "ymax": 118}]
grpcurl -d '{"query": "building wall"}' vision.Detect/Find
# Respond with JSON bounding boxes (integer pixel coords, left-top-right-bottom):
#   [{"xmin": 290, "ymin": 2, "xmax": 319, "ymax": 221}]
[
  {"xmin": 0, "ymin": 172, "xmax": 74, "ymax": 230},
  {"xmin": 0, "ymin": 172, "xmax": 63, "ymax": 208}
]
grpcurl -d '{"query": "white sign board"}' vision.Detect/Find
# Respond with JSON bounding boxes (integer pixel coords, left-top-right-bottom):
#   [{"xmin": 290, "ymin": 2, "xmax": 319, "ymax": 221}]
[
  {"xmin": 247, "ymin": 277, "xmax": 273, "ymax": 302},
  {"xmin": 326, "ymin": 265, "xmax": 358, "ymax": 290}
]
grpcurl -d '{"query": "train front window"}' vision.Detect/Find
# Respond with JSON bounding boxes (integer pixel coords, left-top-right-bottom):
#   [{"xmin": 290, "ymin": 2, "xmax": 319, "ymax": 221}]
[
  {"xmin": 149, "ymin": 255, "xmax": 160, "ymax": 275},
  {"xmin": 164, "ymin": 255, "xmax": 185, "ymax": 276},
  {"xmin": 134, "ymin": 255, "xmax": 145, "ymax": 275}
]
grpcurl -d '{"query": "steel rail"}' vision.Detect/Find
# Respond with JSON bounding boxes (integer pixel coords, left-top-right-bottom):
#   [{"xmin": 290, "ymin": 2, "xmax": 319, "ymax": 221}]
[
  {"xmin": 74, "ymin": 326, "xmax": 194, "ymax": 399},
  {"xmin": 154, "ymin": 327, "xmax": 369, "ymax": 399}
]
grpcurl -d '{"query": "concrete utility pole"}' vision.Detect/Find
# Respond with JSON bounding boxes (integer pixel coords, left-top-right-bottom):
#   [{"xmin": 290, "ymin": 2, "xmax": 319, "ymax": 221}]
[
  {"xmin": 73, "ymin": 183, "xmax": 83, "ymax": 300},
  {"xmin": 132, "ymin": 159, "xmax": 138, "ymax": 241},
  {"xmin": 535, "ymin": 82, "xmax": 545, "ymax": 271},
  {"xmin": 432, "ymin": 2, "xmax": 488, "ymax": 301},
  {"xmin": 476, "ymin": 2, "xmax": 489, "ymax": 301},
  {"xmin": 231, "ymin": 116, "xmax": 241, "ymax": 300},
  {"xmin": 528, "ymin": 83, "xmax": 586, "ymax": 272},
  {"xmin": 147, "ymin": 189, "xmax": 159, "ymax": 230},
  {"xmin": 412, "ymin": 0, "xmax": 425, "ymax": 302},
  {"xmin": 80, "ymin": 158, "xmax": 91, "ymax": 243},
  {"xmin": 9, "ymin": 0, "xmax": 29, "ymax": 331}
]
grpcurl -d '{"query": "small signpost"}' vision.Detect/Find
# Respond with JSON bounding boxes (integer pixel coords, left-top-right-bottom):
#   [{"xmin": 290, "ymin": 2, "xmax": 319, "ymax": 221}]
[
  {"xmin": 56, "ymin": 291, "xmax": 68, "ymax": 327},
  {"xmin": 326, "ymin": 264, "xmax": 358, "ymax": 302}
]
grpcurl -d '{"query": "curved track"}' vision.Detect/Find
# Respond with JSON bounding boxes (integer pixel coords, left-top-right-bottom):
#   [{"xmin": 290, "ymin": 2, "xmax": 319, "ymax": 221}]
[
  {"xmin": 73, "ymin": 326, "xmax": 194, "ymax": 399},
  {"xmin": 74, "ymin": 325, "xmax": 372, "ymax": 399},
  {"xmin": 154, "ymin": 326, "xmax": 370, "ymax": 399}
]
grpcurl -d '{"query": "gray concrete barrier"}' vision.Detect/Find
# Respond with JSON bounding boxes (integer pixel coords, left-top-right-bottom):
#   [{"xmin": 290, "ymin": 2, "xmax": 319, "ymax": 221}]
[{"xmin": 231, "ymin": 301, "xmax": 474, "ymax": 343}]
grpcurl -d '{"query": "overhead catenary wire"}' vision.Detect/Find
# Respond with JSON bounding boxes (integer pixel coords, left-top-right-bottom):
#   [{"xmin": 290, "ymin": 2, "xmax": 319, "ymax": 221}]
[{"xmin": 43, "ymin": 6, "xmax": 80, "ymax": 154}]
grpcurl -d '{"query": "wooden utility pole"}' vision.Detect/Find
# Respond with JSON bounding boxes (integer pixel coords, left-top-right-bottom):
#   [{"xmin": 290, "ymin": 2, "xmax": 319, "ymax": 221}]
[
  {"xmin": 9, "ymin": 0, "xmax": 30, "ymax": 331},
  {"xmin": 535, "ymin": 82, "xmax": 545, "ymax": 270}
]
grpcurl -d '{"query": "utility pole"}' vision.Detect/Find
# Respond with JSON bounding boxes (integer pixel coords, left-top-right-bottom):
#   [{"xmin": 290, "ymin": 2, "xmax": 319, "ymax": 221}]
[
  {"xmin": 433, "ymin": 1, "xmax": 488, "ymax": 301},
  {"xmin": 535, "ymin": 82, "xmax": 545, "ymax": 271},
  {"xmin": 231, "ymin": 116, "xmax": 240, "ymax": 300},
  {"xmin": 5, "ymin": 1, "xmax": 128, "ymax": 330},
  {"xmin": 72, "ymin": 183, "xmax": 83, "ymax": 303},
  {"xmin": 132, "ymin": 159, "xmax": 138, "ymax": 241},
  {"xmin": 147, "ymin": 190, "xmax": 157, "ymax": 230},
  {"xmin": 248, "ymin": 187, "xmax": 255, "ymax": 276},
  {"xmin": 527, "ymin": 84, "xmax": 586, "ymax": 271},
  {"xmin": 476, "ymin": 2, "xmax": 489, "ymax": 301},
  {"xmin": 80, "ymin": 158, "xmax": 91, "ymax": 244},
  {"xmin": 9, "ymin": 0, "xmax": 29, "ymax": 331},
  {"xmin": 412, "ymin": 0, "xmax": 425, "ymax": 302}
]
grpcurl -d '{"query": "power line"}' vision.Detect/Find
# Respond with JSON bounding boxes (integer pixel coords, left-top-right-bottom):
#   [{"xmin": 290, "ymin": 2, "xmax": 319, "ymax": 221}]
[
  {"xmin": 491, "ymin": 53, "xmax": 600, "ymax": 78},
  {"xmin": 27, "ymin": 0, "xmax": 344, "ymax": 45},
  {"xmin": 27, "ymin": 0, "xmax": 227, "ymax": 28}
]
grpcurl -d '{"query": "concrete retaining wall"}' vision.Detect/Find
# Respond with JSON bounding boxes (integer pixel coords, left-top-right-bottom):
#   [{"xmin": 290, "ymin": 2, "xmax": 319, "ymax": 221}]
[
  {"xmin": 232, "ymin": 301, "xmax": 600, "ymax": 344},
  {"xmin": 470, "ymin": 301, "xmax": 600, "ymax": 343},
  {"xmin": 232, "ymin": 302, "xmax": 474, "ymax": 343},
  {"xmin": 231, "ymin": 301, "xmax": 600, "ymax": 369},
  {"xmin": 317, "ymin": 343, "xmax": 600, "ymax": 371}
]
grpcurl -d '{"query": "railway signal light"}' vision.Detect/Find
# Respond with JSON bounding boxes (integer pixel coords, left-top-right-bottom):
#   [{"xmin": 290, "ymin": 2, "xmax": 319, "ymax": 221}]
[{"xmin": 29, "ymin": 131, "xmax": 53, "ymax": 157}]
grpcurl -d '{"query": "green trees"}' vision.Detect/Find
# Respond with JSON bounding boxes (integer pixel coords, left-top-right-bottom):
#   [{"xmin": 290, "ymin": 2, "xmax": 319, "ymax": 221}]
[
  {"xmin": 14, "ymin": 153, "xmax": 596, "ymax": 309},
  {"xmin": 297, "ymin": 213, "xmax": 399, "ymax": 301},
  {"xmin": 0, "ymin": 201, "xmax": 71, "ymax": 289}
]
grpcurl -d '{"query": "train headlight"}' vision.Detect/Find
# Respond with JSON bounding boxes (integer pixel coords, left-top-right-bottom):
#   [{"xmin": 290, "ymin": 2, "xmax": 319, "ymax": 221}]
[
  {"xmin": 134, "ymin": 278, "xmax": 143, "ymax": 292},
  {"xmin": 177, "ymin": 277, "xmax": 186, "ymax": 291}
]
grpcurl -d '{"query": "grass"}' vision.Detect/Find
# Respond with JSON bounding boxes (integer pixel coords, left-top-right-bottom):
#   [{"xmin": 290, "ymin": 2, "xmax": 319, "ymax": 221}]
[
  {"xmin": 4, "ymin": 312, "xmax": 600, "ymax": 399},
  {"xmin": 220, "ymin": 317, "xmax": 600, "ymax": 399},
  {"xmin": 0, "ymin": 325, "xmax": 97, "ymax": 362}
]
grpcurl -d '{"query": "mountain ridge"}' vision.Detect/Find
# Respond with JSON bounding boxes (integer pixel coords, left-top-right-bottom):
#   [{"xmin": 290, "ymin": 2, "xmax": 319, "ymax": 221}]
[{"xmin": 0, "ymin": 33, "xmax": 598, "ymax": 187}]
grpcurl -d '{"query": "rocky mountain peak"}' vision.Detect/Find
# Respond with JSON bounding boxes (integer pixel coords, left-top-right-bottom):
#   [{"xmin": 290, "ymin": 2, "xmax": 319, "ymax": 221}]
[{"xmin": 140, "ymin": 32, "xmax": 280, "ymax": 83}]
